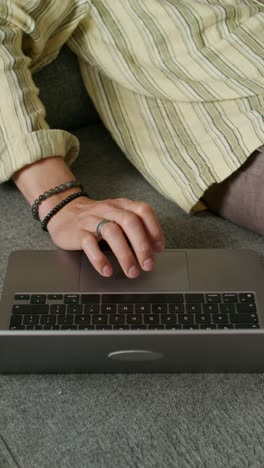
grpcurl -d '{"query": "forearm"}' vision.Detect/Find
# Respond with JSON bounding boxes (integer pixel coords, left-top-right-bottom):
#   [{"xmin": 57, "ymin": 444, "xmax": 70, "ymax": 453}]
[
  {"xmin": 12, "ymin": 156, "xmax": 83, "ymax": 221},
  {"xmin": 0, "ymin": 4, "xmax": 80, "ymax": 197}
]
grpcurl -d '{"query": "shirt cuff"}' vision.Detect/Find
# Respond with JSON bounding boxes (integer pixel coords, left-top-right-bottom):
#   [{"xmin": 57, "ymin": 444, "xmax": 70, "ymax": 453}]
[{"xmin": 0, "ymin": 129, "xmax": 80, "ymax": 182}]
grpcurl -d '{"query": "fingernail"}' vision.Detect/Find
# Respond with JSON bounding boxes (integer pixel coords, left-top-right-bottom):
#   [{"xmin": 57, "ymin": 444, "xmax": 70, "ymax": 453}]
[
  {"xmin": 128, "ymin": 265, "xmax": 140, "ymax": 277},
  {"xmin": 102, "ymin": 265, "xmax": 112, "ymax": 276},
  {"xmin": 143, "ymin": 257, "xmax": 154, "ymax": 270},
  {"xmin": 154, "ymin": 241, "xmax": 165, "ymax": 250}
]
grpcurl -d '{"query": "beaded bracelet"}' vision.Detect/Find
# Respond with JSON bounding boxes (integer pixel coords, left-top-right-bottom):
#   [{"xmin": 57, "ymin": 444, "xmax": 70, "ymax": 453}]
[
  {"xmin": 41, "ymin": 191, "xmax": 90, "ymax": 232},
  {"xmin": 31, "ymin": 180, "xmax": 83, "ymax": 221}
]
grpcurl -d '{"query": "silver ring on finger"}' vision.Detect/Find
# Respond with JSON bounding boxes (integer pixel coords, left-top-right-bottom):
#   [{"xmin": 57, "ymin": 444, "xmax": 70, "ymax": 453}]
[{"xmin": 96, "ymin": 218, "xmax": 112, "ymax": 241}]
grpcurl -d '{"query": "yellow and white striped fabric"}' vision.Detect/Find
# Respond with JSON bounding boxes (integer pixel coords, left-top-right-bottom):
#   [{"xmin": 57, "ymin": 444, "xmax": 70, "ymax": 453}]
[{"xmin": 0, "ymin": 1, "xmax": 264, "ymax": 212}]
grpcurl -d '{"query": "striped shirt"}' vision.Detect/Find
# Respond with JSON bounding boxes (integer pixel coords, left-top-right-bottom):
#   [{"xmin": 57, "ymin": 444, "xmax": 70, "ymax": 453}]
[{"xmin": 0, "ymin": 0, "xmax": 264, "ymax": 212}]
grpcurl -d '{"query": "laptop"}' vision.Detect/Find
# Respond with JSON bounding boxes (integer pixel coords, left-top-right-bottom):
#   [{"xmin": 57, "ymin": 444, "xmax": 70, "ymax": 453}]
[{"xmin": 1, "ymin": 247, "xmax": 264, "ymax": 373}]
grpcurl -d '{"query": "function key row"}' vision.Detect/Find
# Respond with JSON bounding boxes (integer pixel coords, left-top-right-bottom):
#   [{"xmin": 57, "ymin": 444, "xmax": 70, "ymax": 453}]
[{"xmin": 14, "ymin": 292, "xmax": 256, "ymax": 304}]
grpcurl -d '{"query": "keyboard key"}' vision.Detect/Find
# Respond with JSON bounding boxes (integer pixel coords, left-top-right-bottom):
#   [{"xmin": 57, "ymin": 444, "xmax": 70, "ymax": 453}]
[
  {"xmin": 229, "ymin": 313, "xmax": 258, "ymax": 323},
  {"xmin": 212, "ymin": 314, "xmax": 228, "ymax": 323},
  {"xmin": 169, "ymin": 303, "xmax": 185, "ymax": 313},
  {"xmin": 58, "ymin": 315, "xmax": 74, "ymax": 325},
  {"xmin": 127, "ymin": 314, "xmax": 142, "ymax": 324},
  {"xmin": 185, "ymin": 294, "xmax": 204, "ymax": 303},
  {"xmin": 152, "ymin": 304, "xmax": 167, "ymax": 313},
  {"xmin": 102, "ymin": 294, "xmax": 183, "ymax": 303},
  {"xmin": 84, "ymin": 304, "xmax": 100, "ymax": 314},
  {"xmin": 9, "ymin": 315, "xmax": 22, "ymax": 329},
  {"xmin": 206, "ymin": 294, "xmax": 221, "ymax": 303},
  {"xmin": 92, "ymin": 315, "xmax": 108, "ymax": 325},
  {"xmin": 109, "ymin": 315, "xmax": 125, "ymax": 325},
  {"xmin": 186, "ymin": 303, "xmax": 202, "ymax": 314},
  {"xmin": 166, "ymin": 294, "xmax": 184, "ymax": 303},
  {"xmin": 203, "ymin": 303, "xmax": 218, "ymax": 313},
  {"xmin": 239, "ymin": 293, "xmax": 255, "ymax": 303},
  {"xmin": 31, "ymin": 295, "xmax": 46, "ymax": 304},
  {"xmin": 161, "ymin": 314, "xmax": 177, "ymax": 324},
  {"xmin": 102, "ymin": 304, "xmax": 117, "ymax": 314},
  {"xmin": 236, "ymin": 303, "xmax": 256, "ymax": 313},
  {"xmin": 50, "ymin": 304, "xmax": 66, "ymax": 314},
  {"xmin": 75, "ymin": 315, "xmax": 91, "ymax": 324},
  {"xmin": 40, "ymin": 315, "xmax": 56, "ymax": 325},
  {"xmin": 48, "ymin": 294, "xmax": 63, "ymax": 300},
  {"xmin": 81, "ymin": 295, "xmax": 100, "ymax": 304},
  {"xmin": 219, "ymin": 303, "xmax": 235, "ymax": 313},
  {"xmin": 23, "ymin": 315, "xmax": 39, "ymax": 325},
  {"xmin": 14, "ymin": 294, "xmax": 30, "ymax": 300},
  {"xmin": 135, "ymin": 304, "xmax": 151, "ymax": 313},
  {"xmin": 103, "ymin": 294, "xmax": 141, "ymax": 303},
  {"xmin": 178, "ymin": 314, "xmax": 194, "ymax": 324},
  {"xmin": 144, "ymin": 314, "xmax": 160, "ymax": 325},
  {"xmin": 12, "ymin": 304, "xmax": 48, "ymax": 314},
  {"xmin": 118, "ymin": 304, "xmax": 134, "ymax": 313},
  {"xmin": 64, "ymin": 295, "xmax": 79, "ymax": 304},
  {"xmin": 195, "ymin": 314, "xmax": 211, "ymax": 324},
  {"xmin": 223, "ymin": 293, "xmax": 238, "ymax": 303},
  {"xmin": 67, "ymin": 304, "xmax": 82, "ymax": 314}
]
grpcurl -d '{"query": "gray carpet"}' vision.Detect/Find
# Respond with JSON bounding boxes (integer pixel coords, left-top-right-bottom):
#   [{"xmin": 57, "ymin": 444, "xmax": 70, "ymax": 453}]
[{"xmin": 1, "ymin": 45, "xmax": 264, "ymax": 467}]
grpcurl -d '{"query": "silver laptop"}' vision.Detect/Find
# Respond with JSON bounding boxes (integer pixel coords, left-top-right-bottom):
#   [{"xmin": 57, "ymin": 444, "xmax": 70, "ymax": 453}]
[{"xmin": 1, "ymin": 247, "xmax": 264, "ymax": 373}]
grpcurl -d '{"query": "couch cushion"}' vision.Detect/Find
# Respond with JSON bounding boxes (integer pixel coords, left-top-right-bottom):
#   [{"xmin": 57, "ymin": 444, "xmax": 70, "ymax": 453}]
[{"xmin": 33, "ymin": 45, "xmax": 101, "ymax": 131}]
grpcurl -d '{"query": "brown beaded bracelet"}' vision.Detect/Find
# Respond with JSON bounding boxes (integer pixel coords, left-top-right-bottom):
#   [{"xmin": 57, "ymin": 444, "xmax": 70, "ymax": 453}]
[
  {"xmin": 32, "ymin": 180, "xmax": 83, "ymax": 221},
  {"xmin": 41, "ymin": 191, "xmax": 90, "ymax": 231}
]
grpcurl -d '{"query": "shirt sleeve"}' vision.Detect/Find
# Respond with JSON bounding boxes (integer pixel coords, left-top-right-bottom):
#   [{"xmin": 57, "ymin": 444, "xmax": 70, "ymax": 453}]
[{"xmin": 0, "ymin": 1, "xmax": 81, "ymax": 182}]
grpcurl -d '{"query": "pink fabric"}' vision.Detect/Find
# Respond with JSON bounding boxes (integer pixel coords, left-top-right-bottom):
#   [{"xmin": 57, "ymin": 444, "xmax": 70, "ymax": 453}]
[{"xmin": 201, "ymin": 146, "xmax": 264, "ymax": 235}]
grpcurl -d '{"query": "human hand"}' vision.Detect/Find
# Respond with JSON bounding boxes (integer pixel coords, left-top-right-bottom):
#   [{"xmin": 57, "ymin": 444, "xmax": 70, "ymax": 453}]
[{"xmin": 46, "ymin": 196, "xmax": 166, "ymax": 278}]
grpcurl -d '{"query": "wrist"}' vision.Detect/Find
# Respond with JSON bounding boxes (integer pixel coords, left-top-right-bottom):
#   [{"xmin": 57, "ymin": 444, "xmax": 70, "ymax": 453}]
[
  {"xmin": 38, "ymin": 186, "xmax": 83, "ymax": 221},
  {"xmin": 12, "ymin": 156, "xmax": 78, "ymax": 204},
  {"xmin": 12, "ymin": 156, "xmax": 84, "ymax": 220}
]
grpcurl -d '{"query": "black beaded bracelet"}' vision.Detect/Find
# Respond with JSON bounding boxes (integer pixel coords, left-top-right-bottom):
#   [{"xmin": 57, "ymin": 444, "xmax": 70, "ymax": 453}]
[
  {"xmin": 41, "ymin": 191, "xmax": 90, "ymax": 232},
  {"xmin": 32, "ymin": 180, "xmax": 83, "ymax": 221}
]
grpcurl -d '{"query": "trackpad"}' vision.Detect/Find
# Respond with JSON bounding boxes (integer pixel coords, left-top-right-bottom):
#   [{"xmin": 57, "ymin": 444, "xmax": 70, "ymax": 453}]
[{"xmin": 80, "ymin": 251, "xmax": 189, "ymax": 292}]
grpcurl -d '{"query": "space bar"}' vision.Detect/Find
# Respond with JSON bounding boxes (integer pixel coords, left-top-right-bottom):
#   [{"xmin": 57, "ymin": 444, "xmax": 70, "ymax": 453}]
[{"xmin": 101, "ymin": 293, "xmax": 184, "ymax": 303}]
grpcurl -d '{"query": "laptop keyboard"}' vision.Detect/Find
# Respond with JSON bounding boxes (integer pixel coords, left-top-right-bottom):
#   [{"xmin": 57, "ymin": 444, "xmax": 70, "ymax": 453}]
[{"xmin": 9, "ymin": 292, "xmax": 260, "ymax": 330}]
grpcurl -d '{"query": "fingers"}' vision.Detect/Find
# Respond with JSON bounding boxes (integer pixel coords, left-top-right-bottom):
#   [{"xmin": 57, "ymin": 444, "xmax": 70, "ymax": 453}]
[
  {"xmin": 80, "ymin": 215, "xmax": 143, "ymax": 278},
  {"xmin": 101, "ymin": 211, "xmax": 154, "ymax": 274},
  {"xmin": 100, "ymin": 198, "xmax": 166, "ymax": 251},
  {"xmin": 96, "ymin": 219, "xmax": 146, "ymax": 278},
  {"xmin": 81, "ymin": 232, "xmax": 113, "ymax": 277},
  {"xmin": 78, "ymin": 201, "xmax": 165, "ymax": 278}
]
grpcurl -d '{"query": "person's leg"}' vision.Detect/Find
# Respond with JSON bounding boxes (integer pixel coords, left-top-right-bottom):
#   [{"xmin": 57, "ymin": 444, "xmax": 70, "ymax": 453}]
[{"xmin": 201, "ymin": 146, "xmax": 264, "ymax": 235}]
